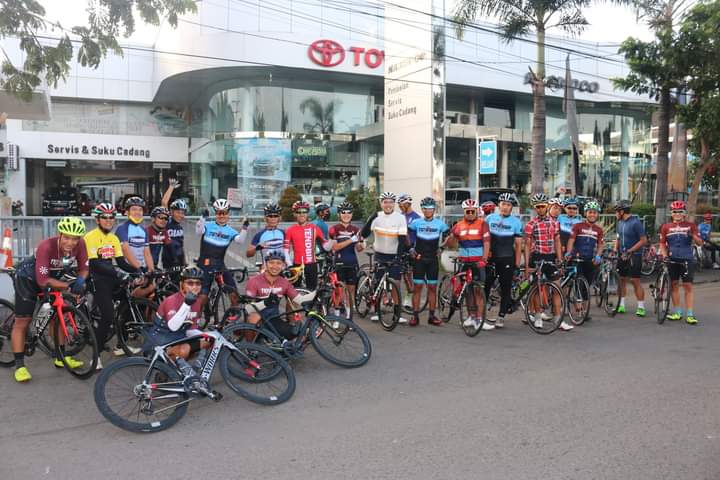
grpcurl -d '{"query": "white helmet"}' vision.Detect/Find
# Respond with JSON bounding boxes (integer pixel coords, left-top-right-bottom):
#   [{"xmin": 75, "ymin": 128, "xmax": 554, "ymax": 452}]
[
  {"xmin": 213, "ymin": 198, "xmax": 230, "ymax": 211},
  {"xmin": 379, "ymin": 191, "xmax": 396, "ymax": 202}
]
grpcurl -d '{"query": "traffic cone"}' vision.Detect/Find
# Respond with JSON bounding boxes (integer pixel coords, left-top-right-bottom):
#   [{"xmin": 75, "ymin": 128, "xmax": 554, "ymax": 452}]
[{"xmin": 0, "ymin": 227, "xmax": 13, "ymax": 268}]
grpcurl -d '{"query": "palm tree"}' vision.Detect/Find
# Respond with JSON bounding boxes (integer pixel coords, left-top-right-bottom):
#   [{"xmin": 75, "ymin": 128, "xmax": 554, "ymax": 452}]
[
  {"xmin": 299, "ymin": 98, "xmax": 339, "ymax": 134},
  {"xmin": 453, "ymin": 0, "xmax": 602, "ymax": 194}
]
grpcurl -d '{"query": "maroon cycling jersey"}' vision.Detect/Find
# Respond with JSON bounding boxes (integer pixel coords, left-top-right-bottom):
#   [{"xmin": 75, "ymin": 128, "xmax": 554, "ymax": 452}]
[
  {"xmin": 329, "ymin": 223, "xmax": 360, "ymax": 264},
  {"xmin": 157, "ymin": 292, "xmax": 202, "ymax": 329},
  {"xmin": 246, "ymin": 273, "xmax": 298, "ymax": 299},
  {"xmin": 19, "ymin": 236, "xmax": 89, "ymax": 287},
  {"xmin": 284, "ymin": 223, "xmax": 326, "ymax": 265}
]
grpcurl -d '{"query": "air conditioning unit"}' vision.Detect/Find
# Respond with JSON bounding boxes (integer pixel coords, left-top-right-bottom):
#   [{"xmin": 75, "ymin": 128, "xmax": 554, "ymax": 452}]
[
  {"xmin": 454, "ymin": 113, "xmax": 477, "ymax": 125},
  {"xmin": 374, "ymin": 105, "xmax": 385, "ymax": 123}
]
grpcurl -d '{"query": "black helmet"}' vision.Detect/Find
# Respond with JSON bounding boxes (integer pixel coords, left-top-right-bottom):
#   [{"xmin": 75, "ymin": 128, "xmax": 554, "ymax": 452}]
[
  {"xmin": 263, "ymin": 202, "xmax": 281, "ymax": 215},
  {"xmin": 264, "ymin": 250, "xmax": 286, "ymax": 262},
  {"xmin": 124, "ymin": 196, "xmax": 146, "ymax": 209},
  {"xmin": 614, "ymin": 199, "xmax": 632, "ymax": 212},
  {"xmin": 315, "ymin": 202, "xmax": 330, "ymax": 213},
  {"xmin": 180, "ymin": 266, "xmax": 203, "ymax": 281},
  {"xmin": 151, "ymin": 206, "xmax": 170, "ymax": 218}
]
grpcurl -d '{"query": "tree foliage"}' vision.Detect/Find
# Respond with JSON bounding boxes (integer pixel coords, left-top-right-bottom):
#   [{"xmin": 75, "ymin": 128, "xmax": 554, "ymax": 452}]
[
  {"xmin": 278, "ymin": 186, "xmax": 302, "ymax": 222},
  {"xmin": 0, "ymin": 0, "xmax": 197, "ymax": 100}
]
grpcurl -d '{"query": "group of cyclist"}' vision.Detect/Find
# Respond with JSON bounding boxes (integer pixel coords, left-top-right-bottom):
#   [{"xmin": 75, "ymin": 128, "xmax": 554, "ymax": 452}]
[{"xmin": 6, "ymin": 180, "xmax": 712, "ymax": 383}]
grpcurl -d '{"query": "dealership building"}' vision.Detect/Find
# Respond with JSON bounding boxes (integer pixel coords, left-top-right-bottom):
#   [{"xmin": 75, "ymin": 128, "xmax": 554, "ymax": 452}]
[{"xmin": 0, "ymin": 1, "xmax": 656, "ymax": 215}]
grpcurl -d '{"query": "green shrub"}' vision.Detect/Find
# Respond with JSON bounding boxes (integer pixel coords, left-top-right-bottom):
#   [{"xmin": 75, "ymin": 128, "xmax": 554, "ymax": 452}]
[{"xmin": 345, "ymin": 187, "xmax": 378, "ymax": 220}]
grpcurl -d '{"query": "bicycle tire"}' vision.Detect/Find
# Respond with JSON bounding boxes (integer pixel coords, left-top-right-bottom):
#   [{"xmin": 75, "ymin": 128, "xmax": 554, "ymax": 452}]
[
  {"xmin": 309, "ymin": 315, "xmax": 371, "ymax": 368},
  {"xmin": 117, "ymin": 297, "xmax": 158, "ymax": 357},
  {"xmin": 594, "ymin": 269, "xmax": 606, "ymax": 308},
  {"xmin": 219, "ymin": 342, "xmax": 295, "ymax": 405},
  {"xmin": 484, "ymin": 279, "xmax": 503, "ymax": 323},
  {"xmin": 437, "ymin": 274, "xmax": 453, "ymax": 323},
  {"xmin": 54, "ymin": 305, "xmax": 98, "ymax": 379},
  {"xmin": 604, "ymin": 270, "xmax": 621, "ymax": 317},
  {"xmin": 354, "ymin": 273, "xmax": 372, "ymax": 318},
  {"xmin": 566, "ymin": 276, "xmax": 590, "ymax": 326},
  {"xmin": 459, "ymin": 281, "xmax": 486, "ymax": 337},
  {"xmin": 655, "ymin": 271, "xmax": 670, "ymax": 324},
  {"xmin": 222, "ymin": 320, "xmax": 282, "ymax": 350},
  {"xmin": 94, "ymin": 357, "xmax": 188, "ymax": 433},
  {"xmin": 0, "ymin": 299, "xmax": 15, "ymax": 367},
  {"xmin": 376, "ymin": 279, "xmax": 400, "ymax": 331},
  {"xmin": 524, "ymin": 282, "xmax": 566, "ymax": 334}
]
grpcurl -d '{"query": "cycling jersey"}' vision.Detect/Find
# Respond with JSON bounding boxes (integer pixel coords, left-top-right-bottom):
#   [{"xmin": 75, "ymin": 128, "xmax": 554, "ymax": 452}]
[
  {"xmin": 157, "ymin": 292, "xmax": 202, "ymax": 330},
  {"xmin": 660, "ymin": 221, "xmax": 698, "ymax": 260},
  {"xmin": 252, "ymin": 228, "xmax": 285, "ymax": 256},
  {"xmin": 284, "ymin": 223, "xmax": 326, "ymax": 265},
  {"xmin": 408, "ymin": 217, "xmax": 448, "ymax": 258},
  {"xmin": 329, "ymin": 223, "xmax": 361, "ymax": 264},
  {"xmin": 245, "ymin": 273, "xmax": 298, "ymax": 300},
  {"xmin": 198, "ymin": 220, "xmax": 244, "ymax": 263},
  {"xmin": 558, "ymin": 214, "xmax": 583, "ymax": 246},
  {"xmin": 370, "ymin": 211, "xmax": 407, "ymax": 255},
  {"xmin": 146, "ymin": 224, "xmax": 170, "ymax": 266},
  {"xmin": 485, "ymin": 213, "xmax": 523, "ymax": 258},
  {"xmin": 569, "ymin": 222, "xmax": 604, "ymax": 259},
  {"xmin": 16, "ymin": 236, "xmax": 89, "ymax": 286},
  {"xmin": 617, "ymin": 215, "xmax": 646, "ymax": 256},
  {"xmin": 162, "ymin": 218, "xmax": 185, "ymax": 268},
  {"xmin": 699, "ymin": 223, "xmax": 712, "ymax": 242},
  {"xmin": 311, "ymin": 218, "xmax": 330, "ymax": 239},
  {"xmin": 451, "ymin": 218, "xmax": 490, "ymax": 261},
  {"xmin": 84, "ymin": 228, "xmax": 122, "ymax": 261},
  {"xmin": 404, "ymin": 211, "xmax": 422, "ymax": 243},
  {"xmin": 116, "ymin": 220, "xmax": 149, "ymax": 267},
  {"xmin": 524, "ymin": 216, "xmax": 558, "ymax": 255}
]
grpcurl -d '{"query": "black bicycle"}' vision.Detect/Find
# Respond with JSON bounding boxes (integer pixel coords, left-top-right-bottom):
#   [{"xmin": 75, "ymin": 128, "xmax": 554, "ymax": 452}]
[
  {"xmin": 560, "ymin": 258, "xmax": 591, "ymax": 326},
  {"xmin": 649, "ymin": 258, "xmax": 689, "ymax": 324},
  {"xmin": 200, "ymin": 266, "xmax": 249, "ymax": 329},
  {"xmin": 94, "ymin": 328, "xmax": 295, "ymax": 433},
  {"xmin": 354, "ymin": 253, "xmax": 403, "ymax": 331}
]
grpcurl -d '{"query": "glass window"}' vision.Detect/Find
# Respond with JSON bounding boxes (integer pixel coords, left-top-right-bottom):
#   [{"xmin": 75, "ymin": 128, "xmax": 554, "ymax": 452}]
[{"xmin": 483, "ymin": 106, "xmax": 512, "ymax": 128}]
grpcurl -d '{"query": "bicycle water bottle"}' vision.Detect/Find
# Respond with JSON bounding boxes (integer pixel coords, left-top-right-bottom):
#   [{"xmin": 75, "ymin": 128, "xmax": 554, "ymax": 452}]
[{"xmin": 518, "ymin": 279, "xmax": 531, "ymax": 297}]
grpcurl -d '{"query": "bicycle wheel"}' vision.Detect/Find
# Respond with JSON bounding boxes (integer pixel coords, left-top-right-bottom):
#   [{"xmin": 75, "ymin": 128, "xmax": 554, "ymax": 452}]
[
  {"xmin": 524, "ymin": 282, "xmax": 565, "ymax": 334},
  {"xmin": 459, "ymin": 281, "xmax": 486, "ymax": 337},
  {"xmin": 641, "ymin": 253, "xmax": 657, "ymax": 276},
  {"xmin": 0, "ymin": 299, "xmax": 15, "ymax": 367},
  {"xmin": 604, "ymin": 270, "xmax": 621, "ymax": 317},
  {"xmin": 566, "ymin": 276, "xmax": 590, "ymax": 326},
  {"xmin": 376, "ymin": 279, "xmax": 400, "ymax": 331},
  {"xmin": 309, "ymin": 315, "xmax": 371, "ymax": 368},
  {"xmin": 328, "ymin": 282, "xmax": 354, "ymax": 322},
  {"xmin": 437, "ymin": 274, "xmax": 453, "ymax": 322},
  {"xmin": 484, "ymin": 279, "xmax": 503, "ymax": 322},
  {"xmin": 94, "ymin": 357, "xmax": 188, "ymax": 433},
  {"xmin": 655, "ymin": 271, "xmax": 670, "ymax": 324},
  {"xmin": 354, "ymin": 273, "xmax": 372, "ymax": 318},
  {"xmin": 219, "ymin": 342, "xmax": 295, "ymax": 405},
  {"xmin": 211, "ymin": 289, "xmax": 232, "ymax": 328},
  {"xmin": 117, "ymin": 298, "xmax": 158, "ymax": 357},
  {"xmin": 54, "ymin": 305, "xmax": 98, "ymax": 379},
  {"xmin": 222, "ymin": 320, "xmax": 282, "ymax": 350},
  {"xmin": 594, "ymin": 269, "xmax": 606, "ymax": 308}
]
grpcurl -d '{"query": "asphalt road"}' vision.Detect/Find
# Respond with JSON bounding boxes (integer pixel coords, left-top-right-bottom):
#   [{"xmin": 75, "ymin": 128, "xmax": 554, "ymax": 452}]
[{"xmin": 2, "ymin": 283, "xmax": 720, "ymax": 480}]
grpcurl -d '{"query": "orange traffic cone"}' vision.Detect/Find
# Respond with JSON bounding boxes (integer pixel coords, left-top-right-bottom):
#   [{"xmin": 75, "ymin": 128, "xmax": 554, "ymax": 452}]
[{"xmin": 0, "ymin": 227, "xmax": 13, "ymax": 268}]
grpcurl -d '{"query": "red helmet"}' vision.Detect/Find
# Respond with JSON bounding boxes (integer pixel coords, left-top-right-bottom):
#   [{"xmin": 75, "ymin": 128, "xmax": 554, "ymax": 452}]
[
  {"xmin": 481, "ymin": 201, "xmax": 496, "ymax": 215},
  {"xmin": 292, "ymin": 200, "xmax": 310, "ymax": 212},
  {"xmin": 704, "ymin": 212, "xmax": 713, "ymax": 220},
  {"xmin": 670, "ymin": 200, "xmax": 686, "ymax": 211},
  {"xmin": 461, "ymin": 199, "xmax": 478, "ymax": 210},
  {"xmin": 93, "ymin": 202, "xmax": 117, "ymax": 217}
]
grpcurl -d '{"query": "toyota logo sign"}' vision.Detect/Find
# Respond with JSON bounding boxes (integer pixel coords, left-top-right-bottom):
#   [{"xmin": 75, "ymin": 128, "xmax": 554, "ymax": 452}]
[
  {"xmin": 308, "ymin": 39, "xmax": 384, "ymax": 69},
  {"xmin": 308, "ymin": 39, "xmax": 345, "ymax": 67}
]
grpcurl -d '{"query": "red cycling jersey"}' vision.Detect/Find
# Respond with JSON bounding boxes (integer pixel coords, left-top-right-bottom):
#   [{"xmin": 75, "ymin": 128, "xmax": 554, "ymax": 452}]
[{"xmin": 283, "ymin": 223, "xmax": 326, "ymax": 265}]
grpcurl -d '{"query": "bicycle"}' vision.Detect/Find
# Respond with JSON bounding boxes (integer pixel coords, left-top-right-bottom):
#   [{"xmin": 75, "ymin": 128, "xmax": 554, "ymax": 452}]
[
  {"xmin": 483, "ymin": 265, "xmax": 531, "ymax": 325},
  {"xmin": 521, "ymin": 259, "xmax": 567, "ymax": 334},
  {"xmin": 94, "ymin": 328, "xmax": 295, "ymax": 433},
  {"xmin": 111, "ymin": 273, "xmax": 161, "ymax": 356},
  {"xmin": 559, "ymin": 257, "xmax": 591, "ymax": 326},
  {"xmin": 436, "ymin": 258, "xmax": 487, "ymax": 337},
  {"xmin": 221, "ymin": 289, "xmax": 371, "ymax": 368},
  {"xmin": 200, "ymin": 266, "xmax": 249, "ymax": 329},
  {"xmin": 354, "ymin": 253, "xmax": 403, "ymax": 331},
  {"xmin": 649, "ymin": 258, "xmax": 689, "ymax": 324},
  {"xmin": 0, "ymin": 268, "xmax": 98, "ymax": 377},
  {"xmin": 399, "ymin": 254, "xmax": 428, "ymax": 315},
  {"xmin": 594, "ymin": 250, "xmax": 621, "ymax": 316},
  {"xmin": 316, "ymin": 256, "xmax": 354, "ymax": 322},
  {"xmin": 641, "ymin": 243, "xmax": 661, "ymax": 277}
]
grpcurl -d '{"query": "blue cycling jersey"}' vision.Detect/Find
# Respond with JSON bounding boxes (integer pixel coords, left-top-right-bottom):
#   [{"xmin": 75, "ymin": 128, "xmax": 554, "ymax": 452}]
[
  {"xmin": 617, "ymin": 215, "xmax": 646, "ymax": 256},
  {"xmin": 699, "ymin": 223, "xmax": 712, "ymax": 242},
  {"xmin": 116, "ymin": 221, "xmax": 148, "ymax": 267},
  {"xmin": 485, "ymin": 213, "xmax": 523, "ymax": 258},
  {"xmin": 251, "ymin": 228, "xmax": 285, "ymax": 257},
  {"xmin": 199, "ymin": 221, "xmax": 241, "ymax": 262},
  {"xmin": 408, "ymin": 217, "xmax": 449, "ymax": 257},
  {"xmin": 558, "ymin": 214, "xmax": 583, "ymax": 246},
  {"xmin": 311, "ymin": 218, "xmax": 329, "ymax": 239}
]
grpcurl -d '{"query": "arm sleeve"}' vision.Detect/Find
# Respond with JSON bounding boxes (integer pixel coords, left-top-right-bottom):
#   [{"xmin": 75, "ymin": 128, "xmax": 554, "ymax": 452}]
[
  {"xmin": 360, "ymin": 212, "xmax": 378, "ymax": 238},
  {"xmin": 195, "ymin": 217, "xmax": 206, "ymax": 235},
  {"xmin": 167, "ymin": 303, "xmax": 192, "ymax": 331},
  {"xmin": 89, "ymin": 258, "xmax": 117, "ymax": 277},
  {"xmin": 291, "ymin": 290, "xmax": 316, "ymax": 304},
  {"xmin": 35, "ymin": 242, "xmax": 51, "ymax": 287},
  {"xmin": 397, "ymin": 235, "xmax": 408, "ymax": 255},
  {"xmin": 233, "ymin": 229, "xmax": 247, "ymax": 244},
  {"xmin": 116, "ymin": 256, "xmax": 140, "ymax": 273}
]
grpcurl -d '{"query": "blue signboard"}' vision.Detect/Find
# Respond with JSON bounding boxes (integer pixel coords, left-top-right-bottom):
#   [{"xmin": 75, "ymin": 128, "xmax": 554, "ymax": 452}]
[{"xmin": 478, "ymin": 140, "xmax": 497, "ymax": 175}]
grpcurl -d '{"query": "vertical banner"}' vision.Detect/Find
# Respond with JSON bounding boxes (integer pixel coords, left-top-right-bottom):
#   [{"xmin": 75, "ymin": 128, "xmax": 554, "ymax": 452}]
[
  {"xmin": 384, "ymin": 0, "xmax": 445, "ymax": 211},
  {"xmin": 478, "ymin": 139, "xmax": 497, "ymax": 175},
  {"xmin": 234, "ymin": 138, "xmax": 292, "ymax": 215}
]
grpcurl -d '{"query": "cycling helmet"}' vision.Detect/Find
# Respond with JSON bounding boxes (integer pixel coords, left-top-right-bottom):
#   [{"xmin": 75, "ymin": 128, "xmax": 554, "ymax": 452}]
[
  {"xmin": 461, "ymin": 199, "xmax": 478, "ymax": 210},
  {"xmin": 213, "ymin": 198, "xmax": 230, "ymax": 211},
  {"xmin": 670, "ymin": 200, "xmax": 687, "ymax": 211},
  {"xmin": 614, "ymin": 199, "xmax": 632, "ymax": 212},
  {"xmin": 180, "ymin": 266, "xmax": 203, "ymax": 281},
  {"xmin": 497, "ymin": 192, "xmax": 517, "ymax": 205},
  {"xmin": 292, "ymin": 200, "xmax": 310, "ymax": 212},
  {"xmin": 564, "ymin": 197, "xmax": 579, "ymax": 207},
  {"xmin": 315, "ymin": 202, "xmax": 330, "ymax": 213},
  {"xmin": 481, "ymin": 201, "xmax": 496, "ymax": 215},
  {"xmin": 704, "ymin": 212, "xmax": 713, "ymax": 220},
  {"xmin": 397, "ymin": 193, "xmax": 412, "ymax": 204},
  {"xmin": 419, "ymin": 197, "xmax": 436, "ymax": 209},
  {"xmin": 548, "ymin": 197, "xmax": 564, "ymax": 206},
  {"xmin": 584, "ymin": 200, "xmax": 601, "ymax": 212},
  {"xmin": 337, "ymin": 201, "xmax": 354, "ymax": 213},
  {"xmin": 530, "ymin": 193, "xmax": 549, "ymax": 206},
  {"xmin": 169, "ymin": 199, "xmax": 188, "ymax": 211},
  {"xmin": 124, "ymin": 196, "xmax": 145, "ymax": 209},
  {"xmin": 264, "ymin": 250, "xmax": 286, "ymax": 262},
  {"xmin": 151, "ymin": 206, "xmax": 170, "ymax": 218},
  {"xmin": 379, "ymin": 191, "xmax": 397, "ymax": 202},
  {"xmin": 263, "ymin": 202, "xmax": 282, "ymax": 215},
  {"xmin": 57, "ymin": 217, "xmax": 86, "ymax": 237},
  {"xmin": 93, "ymin": 202, "xmax": 116, "ymax": 217}
]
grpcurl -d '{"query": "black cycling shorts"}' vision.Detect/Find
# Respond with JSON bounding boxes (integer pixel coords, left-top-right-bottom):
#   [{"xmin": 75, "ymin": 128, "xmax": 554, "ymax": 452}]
[
  {"xmin": 617, "ymin": 254, "xmax": 642, "ymax": 279},
  {"xmin": 530, "ymin": 253, "xmax": 560, "ymax": 280},
  {"xmin": 668, "ymin": 260, "xmax": 694, "ymax": 283},
  {"xmin": 14, "ymin": 276, "xmax": 39, "ymax": 317},
  {"xmin": 459, "ymin": 261, "xmax": 486, "ymax": 284},
  {"xmin": 375, "ymin": 253, "xmax": 401, "ymax": 281},
  {"xmin": 336, "ymin": 263, "xmax": 359, "ymax": 286},
  {"xmin": 413, "ymin": 257, "xmax": 440, "ymax": 285}
]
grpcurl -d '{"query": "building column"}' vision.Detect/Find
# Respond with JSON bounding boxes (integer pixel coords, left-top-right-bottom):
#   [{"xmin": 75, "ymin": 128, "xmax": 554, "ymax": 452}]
[
  {"xmin": 500, "ymin": 143, "xmax": 509, "ymax": 188},
  {"xmin": 359, "ymin": 141, "xmax": 369, "ymax": 189}
]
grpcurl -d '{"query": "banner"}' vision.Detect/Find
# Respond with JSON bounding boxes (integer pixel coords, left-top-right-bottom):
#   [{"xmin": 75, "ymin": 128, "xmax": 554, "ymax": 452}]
[{"xmin": 235, "ymin": 138, "xmax": 292, "ymax": 214}]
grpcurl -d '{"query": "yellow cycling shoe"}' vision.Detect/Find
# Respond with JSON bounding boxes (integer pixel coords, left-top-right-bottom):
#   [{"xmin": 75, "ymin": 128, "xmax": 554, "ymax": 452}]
[
  {"xmin": 14, "ymin": 366, "xmax": 32, "ymax": 382},
  {"xmin": 53, "ymin": 356, "xmax": 85, "ymax": 369}
]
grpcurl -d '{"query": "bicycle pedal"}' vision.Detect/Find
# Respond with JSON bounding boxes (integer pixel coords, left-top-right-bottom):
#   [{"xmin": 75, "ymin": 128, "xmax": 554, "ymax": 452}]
[{"xmin": 209, "ymin": 390, "xmax": 223, "ymax": 402}]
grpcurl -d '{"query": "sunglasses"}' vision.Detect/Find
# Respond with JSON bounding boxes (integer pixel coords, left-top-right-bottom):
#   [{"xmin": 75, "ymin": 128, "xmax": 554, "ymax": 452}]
[
  {"xmin": 156, "ymin": 216, "xmax": 169, "ymax": 221},
  {"xmin": 339, "ymin": 211, "xmax": 353, "ymax": 215},
  {"xmin": 566, "ymin": 206, "xmax": 578, "ymax": 210},
  {"xmin": 535, "ymin": 204, "xmax": 548, "ymax": 209},
  {"xmin": 98, "ymin": 215, "xmax": 115, "ymax": 220},
  {"xmin": 671, "ymin": 210, "xmax": 686, "ymax": 214},
  {"xmin": 216, "ymin": 211, "xmax": 229, "ymax": 216},
  {"xmin": 295, "ymin": 210, "xmax": 309, "ymax": 214},
  {"xmin": 265, "ymin": 214, "xmax": 280, "ymax": 218},
  {"xmin": 183, "ymin": 280, "xmax": 202, "ymax": 286},
  {"xmin": 464, "ymin": 210, "xmax": 477, "ymax": 215}
]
